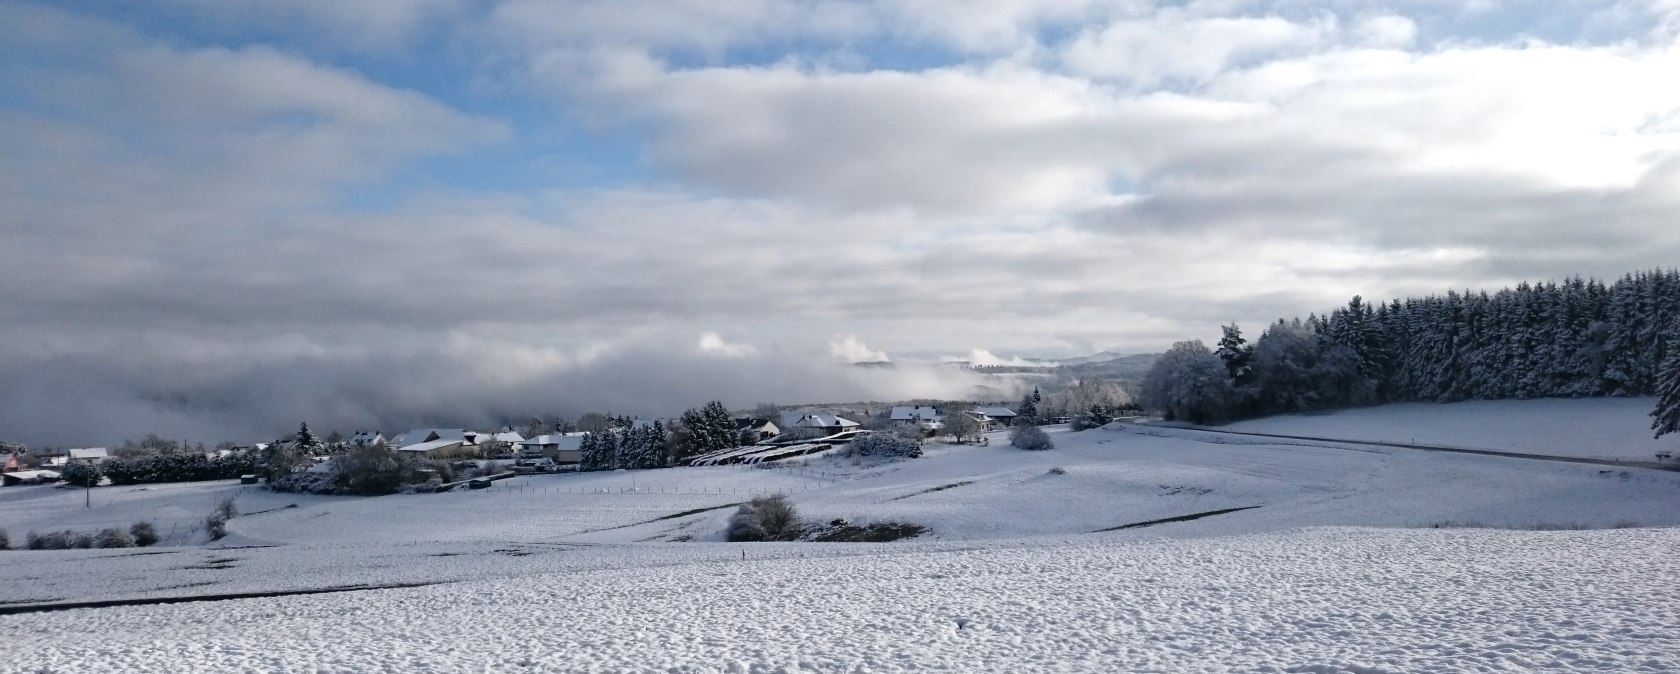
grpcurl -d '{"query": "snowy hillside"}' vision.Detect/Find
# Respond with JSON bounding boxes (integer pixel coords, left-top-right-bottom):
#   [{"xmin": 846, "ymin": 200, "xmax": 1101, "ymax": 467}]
[
  {"xmin": 1218, "ymin": 397, "xmax": 1674, "ymax": 461},
  {"xmin": 3, "ymin": 398, "xmax": 1678, "ymax": 672}
]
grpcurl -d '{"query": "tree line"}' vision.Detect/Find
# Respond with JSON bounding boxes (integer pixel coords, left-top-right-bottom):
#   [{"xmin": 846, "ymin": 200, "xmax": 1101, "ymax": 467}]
[{"xmin": 1143, "ymin": 269, "xmax": 1680, "ymax": 435}]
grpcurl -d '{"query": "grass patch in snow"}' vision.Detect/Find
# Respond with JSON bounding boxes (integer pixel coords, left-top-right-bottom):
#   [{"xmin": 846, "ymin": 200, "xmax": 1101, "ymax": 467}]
[
  {"xmin": 1092, "ymin": 506, "xmax": 1261, "ymax": 532},
  {"xmin": 888, "ymin": 481, "xmax": 975, "ymax": 501},
  {"xmin": 801, "ymin": 520, "xmax": 929, "ymax": 542}
]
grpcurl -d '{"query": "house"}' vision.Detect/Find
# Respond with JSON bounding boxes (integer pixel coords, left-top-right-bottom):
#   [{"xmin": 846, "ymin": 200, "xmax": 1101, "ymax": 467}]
[
  {"xmin": 784, "ymin": 413, "xmax": 861, "ymax": 436},
  {"xmin": 67, "ymin": 448, "xmax": 110, "ymax": 464},
  {"xmin": 482, "ymin": 430, "xmax": 526, "ymax": 456},
  {"xmin": 395, "ymin": 438, "xmax": 472, "ymax": 459},
  {"xmin": 348, "ymin": 431, "xmax": 386, "ymax": 447},
  {"xmin": 734, "ymin": 418, "xmax": 781, "ymax": 443},
  {"xmin": 889, "ymin": 406, "xmax": 945, "ymax": 431},
  {"xmin": 391, "ymin": 429, "xmax": 479, "ymax": 448},
  {"xmin": 973, "ymin": 406, "xmax": 1018, "ymax": 431},
  {"xmin": 517, "ymin": 434, "xmax": 585, "ymax": 464},
  {"xmin": 2, "ymin": 470, "xmax": 59, "ymax": 487}
]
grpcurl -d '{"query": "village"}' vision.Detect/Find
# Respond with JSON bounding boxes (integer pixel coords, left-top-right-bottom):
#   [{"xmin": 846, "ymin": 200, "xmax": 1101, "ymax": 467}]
[{"xmin": 0, "ymin": 403, "xmax": 1061, "ymax": 493}]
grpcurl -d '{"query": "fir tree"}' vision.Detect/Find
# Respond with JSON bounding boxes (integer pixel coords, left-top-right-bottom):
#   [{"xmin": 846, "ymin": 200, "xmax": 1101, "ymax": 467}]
[
  {"xmin": 1017, "ymin": 392, "xmax": 1038, "ymax": 424},
  {"xmin": 1216, "ymin": 323, "xmax": 1254, "ymax": 386},
  {"xmin": 295, "ymin": 422, "xmax": 319, "ymax": 454},
  {"xmin": 1652, "ymin": 321, "xmax": 1680, "ymax": 439}
]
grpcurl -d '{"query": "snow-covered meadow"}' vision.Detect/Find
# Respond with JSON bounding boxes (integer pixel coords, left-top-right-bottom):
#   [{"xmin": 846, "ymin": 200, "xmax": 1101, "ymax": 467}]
[
  {"xmin": 1218, "ymin": 397, "xmax": 1672, "ymax": 462},
  {"xmin": 4, "ymin": 400, "xmax": 1679, "ymax": 672}
]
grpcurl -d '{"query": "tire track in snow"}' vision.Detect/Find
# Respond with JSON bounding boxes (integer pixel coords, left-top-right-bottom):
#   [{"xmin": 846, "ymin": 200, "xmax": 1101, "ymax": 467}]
[
  {"xmin": 0, "ymin": 580, "xmax": 445, "ymax": 616},
  {"xmin": 1165, "ymin": 426, "xmax": 1680, "ymax": 471}
]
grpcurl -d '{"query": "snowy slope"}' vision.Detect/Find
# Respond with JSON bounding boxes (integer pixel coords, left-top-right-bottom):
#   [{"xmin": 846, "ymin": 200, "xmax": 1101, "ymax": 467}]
[
  {"xmin": 4, "ymin": 528, "xmax": 1677, "ymax": 673},
  {"xmin": 4, "ymin": 399, "xmax": 1679, "ymax": 672},
  {"xmin": 1217, "ymin": 397, "xmax": 1675, "ymax": 461}
]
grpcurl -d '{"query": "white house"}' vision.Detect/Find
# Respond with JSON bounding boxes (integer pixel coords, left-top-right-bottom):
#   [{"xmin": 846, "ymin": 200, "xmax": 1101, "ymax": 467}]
[
  {"xmin": 392, "ymin": 429, "xmax": 479, "ymax": 448},
  {"xmin": 2, "ymin": 470, "xmax": 60, "ymax": 487},
  {"xmin": 67, "ymin": 448, "xmax": 110, "ymax": 464},
  {"xmin": 517, "ymin": 434, "xmax": 585, "ymax": 464},
  {"xmin": 973, "ymin": 406, "xmax": 1018, "ymax": 431},
  {"xmin": 734, "ymin": 418, "xmax": 780, "ymax": 443},
  {"xmin": 395, "ymin": 438, "xmax": 470, "ymax": 459},
  {"xmin": 482, "ymin": 430, "xmax": 526, "ymax": 455},
  {"xmin": 889, "ymin": 406, "xmax": 944, "ymax": 430},
  {"xmin": 785, "ymin": 413, "xmax": 861, "ymax": 436}
]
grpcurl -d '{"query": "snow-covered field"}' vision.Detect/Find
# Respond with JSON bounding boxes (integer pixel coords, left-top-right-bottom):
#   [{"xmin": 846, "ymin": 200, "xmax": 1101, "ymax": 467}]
[
  {"xmin": 4, "ymin": 400, "xmax": 1679, "ymax": 672},
  {"xmin": 1218, "ymin": 397, "xmax": 1672, "ymax": 461}
]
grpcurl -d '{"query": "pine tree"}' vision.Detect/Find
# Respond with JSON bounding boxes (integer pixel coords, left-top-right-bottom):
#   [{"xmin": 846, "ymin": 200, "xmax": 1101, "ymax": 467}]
[
  {"xmin": 1652, "ymin": 320, "xmax": 1680, "ymax": 439},
  {"xmin": 295, "ymin": 422, "xmax": 319, "ymax": 454},
  {"xmin": 579, "ymin": 432, "xmax": 601, "ymax": 470},
  {"xmin": 1216, "ymin": 323, "xmax": 1254, "ymax": 386}
]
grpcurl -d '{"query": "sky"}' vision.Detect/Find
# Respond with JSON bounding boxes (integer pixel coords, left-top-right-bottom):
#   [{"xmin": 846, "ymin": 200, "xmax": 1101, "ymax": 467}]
[{"xmin": 3, "ymin": 0, "xmax": 1679, "ymax": 446}]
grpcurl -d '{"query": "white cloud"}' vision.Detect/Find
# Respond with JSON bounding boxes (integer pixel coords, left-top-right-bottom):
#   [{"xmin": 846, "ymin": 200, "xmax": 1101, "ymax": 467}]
[
  {"xmin": 1060, "ymin": 13, "xmax": 1336, "ymax": 86},
  {"xmin": 8, "ymin": 2, "xmax": 1680, "ymax": 444},
  {"xmin": 697, "ymin": 331, "xmax": 757, "ymax": 358},
  {"xmin": 1353, "ymin": 14, "xmax": 1418, "ymax": 48},
  {"xmin": 956, "ymin": 348, "xmax": 1039, "ymax": 366},
  {"xmin": 830, "ymin": 335, "xmax": 890, "ymax": 363}
]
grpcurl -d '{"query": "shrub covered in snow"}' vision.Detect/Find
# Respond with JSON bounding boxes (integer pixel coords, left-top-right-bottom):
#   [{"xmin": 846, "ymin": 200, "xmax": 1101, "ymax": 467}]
[
  {"xmin": 851, "ymin": 433, "xmax": 923, "ymax": 459},
  {"xmin": 335, "ymin": 443, "xmax": 405, "ymax": 495},
  {"xmin": 206, "ymin": 515, "xmax": 228, "ymax": 541},
  {"xmin": 215, "ymin": 497, "xmax": 238, "ymax": 521},
  {"xmin": 94, "ymin": 527, "xmax": 135, "ymax": 548},
  {"xmin": 58, "ymin": 461, "xmax": 101, "ymax": 487},
  {"xmin": 71, "ymin": 532, "xmax": 94, "ymax": 549},
  {"xmin": 267, "ymin": 470, "xmax": 337, "ymax": 495},
  {"xmin": 206, "ymin": 497, "xmax": 237, "ymax": 541},
  {"xmin": 104, "ymin": 451, "xmax": 261, "ymax": 485},
  {"xmin": 0, "ymin": 528, "xmax": 8, "ymax": 550},
  {"xmin": 1011, "ymin": 425, "xmax": 1054, "ymax": 451},
  {"xmin": 1070, "ymin": 404, "xmax": 1115, "ymax": 431},
  {"xmin": 130, "ymin": 521, "xmax": 159, "ymax": 547},
  {"xmin": 726, "ymin": 495, "xmax": 800, "ymax": 542}
]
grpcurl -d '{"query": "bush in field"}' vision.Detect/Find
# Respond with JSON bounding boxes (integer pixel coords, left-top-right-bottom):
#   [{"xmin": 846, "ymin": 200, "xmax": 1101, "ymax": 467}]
[
  {"xmin": 206, "ymin": 497, "xmax": 237, "ymax": 541},
  {"xmin": 1070, "ymin": 404, "xmax": 1115, "ymax": 431},
  {"xmin": 0, "ymin": 528, "xmax": 9, "ymax": 550},
  {"xmin": 58, "ymin": 461, "xmax": 101, "ymax": 487},
  {"xmin": 726, "ymin": 495, "xmax": 800, "ymax": 542},
  {"xmin": 1010, "ymin": 424, "xmax": 1055, "ymax": 451},
  {"xmin": 94, "ymin": 527, "xmax": 135, "ymax": 548},
  {"xmin": 335, "ymin": 442, "xmax": 404, "ymax": 495},
  {"xmin": 215, "ymin": 497, "xmax": 238, "ymax": 521},
  {"xmin": 103, "ymin": 451, "xmax": 262, "ymax": 485},
  {"xmin": 851, "ymin": 433, "xmax": 922, "ymax": 459},
  {"xmin": 206, "ymin": 515, "xmax": 228, "ymax": 541},
  {"xmin": 71, "ymin": 532, "xmax": 94, "ymax": 549},
  {"xmin": 427, "ymin": 460, "xmax": 455, "ymax": 484},
  {"xmin": 130, "ymin": 521, "xmax": 159, "ymax": 547},
  {"xmin": 266, "ymin": 470, "xmax": 336, "ymax": 495}
]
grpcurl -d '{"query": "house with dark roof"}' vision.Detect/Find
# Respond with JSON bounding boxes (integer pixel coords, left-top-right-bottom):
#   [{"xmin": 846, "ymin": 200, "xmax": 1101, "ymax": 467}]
[
  {"xmin": 973, "ymin": 406, "xmax": 1018, "ymax": 430},
  {"xmin": 734, "ymin": 418, "xmax": 780, "ymax": 443}
]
